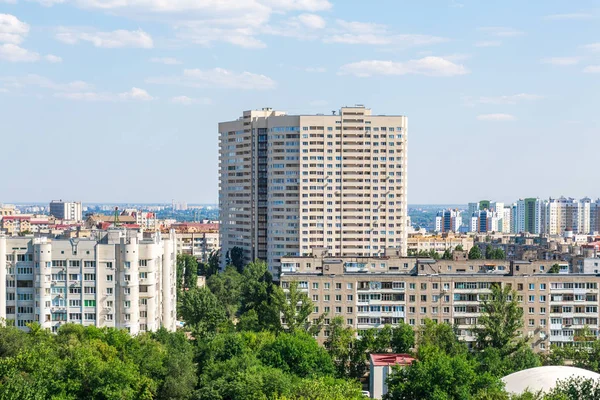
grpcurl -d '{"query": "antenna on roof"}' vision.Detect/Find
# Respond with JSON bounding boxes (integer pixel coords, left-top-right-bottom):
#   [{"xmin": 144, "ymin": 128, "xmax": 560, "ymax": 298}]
[{"xmin": 332, "ymin": 110, "xmax": 336, "ymax": 115}]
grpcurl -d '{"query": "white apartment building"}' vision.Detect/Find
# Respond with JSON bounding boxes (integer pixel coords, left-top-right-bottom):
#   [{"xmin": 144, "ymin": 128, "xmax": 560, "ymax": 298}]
[
  {"xmin": 219, "ymin": 106, "xmax": 408, "ymax": 276},
  {"xmin": 0, "ymin": 230, "xmax": 177, "ymax": 333},
  {"xmin": 49, "ymin": 200, "xmax": 82, "ymax": 222}
]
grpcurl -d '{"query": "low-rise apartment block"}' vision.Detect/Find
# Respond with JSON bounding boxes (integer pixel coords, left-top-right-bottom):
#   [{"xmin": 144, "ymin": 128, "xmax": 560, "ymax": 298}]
[
  {"xmin": 280, "ymin": 253, "xmax": 600, "ymax": 351},
  {"xmin": 0, "ymin": 229, "xmax": 177, "ymax": 334}
]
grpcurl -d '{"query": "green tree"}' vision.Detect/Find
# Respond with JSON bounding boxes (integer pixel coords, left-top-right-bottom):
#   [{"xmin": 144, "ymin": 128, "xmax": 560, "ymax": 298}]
[
  {"xmin": 324, "ymin": 316, "xmax": 354, "ymax": 378},
  {"xmin": 207, "ymin": 266, "xmax": 243, "ymax": 319},
  {"xmin": 548, "ymin": 264, "xmax": 561, "ymax": 273},
  {"xmin": 486, "ymin": 245, "xmax": 494, "ymax": 260},
  {"xmin": 391, "ymin": 321, "xmax": 415, "ymax": 354},
  {"xmin": 239, "ymin": 260, "xmax": 281, "ymax": 332},
  {"xmin": 469, "ymin": 245, "xmax": 483, "ymax": 260},
  {"xmin": 228, "ymin": 246, "xmax": 245, "ymax": 273},
  {"xmin": 206, "ymin": 249, "xmax": 221, "ymax": 277},
  {"xmin": 176, "ymin": 254, "xmax": 198, "ymax": 291},
  {"xmin": 418, "ymin": 319, "xmax": 465, "ymax": 356},
  {"xmin": 455, "ymin": 245, "xmax": 464, "ymax": 251},
  {"xmin": 474, "ymin": 284, "xmax": 525, "ymax": 356},
  {"xmin": 281, "ymin": 376, "xmax": 364, "ymax": 400},
  {"xmin": 384, "ymin": 347, "xmax": 502, "ymax": 400},
  {"xmin": 546, "ymin": 377, "xmax": 600, "ymax": 400},
  {"xmin": 179, "ymin": 287, "xmax": 228, "ymax": 334},
  {"xmin": 442, "ymin": 249, "xmax": 453, "ymax": 260},
  {"xmin": 493, "ymin": 248, "xmax": 506, "ymax": 260},
  {"xmin": 259, "ymin": 332, "xmax": 335, "ymax": 378},
  {"xmin": 273, "ymin": 281, "xmax": 325, "ymax": 335}
]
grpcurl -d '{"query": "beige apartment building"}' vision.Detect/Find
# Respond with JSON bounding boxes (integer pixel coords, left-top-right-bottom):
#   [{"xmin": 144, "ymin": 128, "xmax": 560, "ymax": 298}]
[
  {"xmin": 219, "ymin": 105, "xmax": 408, "ymax": 277},
  {"xmin": 407, "ymin": 233, "xmax": 473, "ymax": 255},
  {"xmin": 280, "ymin": 254, "xmax": 600, "ymax": 351}
]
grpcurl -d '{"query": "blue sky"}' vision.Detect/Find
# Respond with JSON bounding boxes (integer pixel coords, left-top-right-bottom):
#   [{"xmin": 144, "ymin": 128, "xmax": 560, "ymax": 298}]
[{"xmin": 1, "ymin": 0, "xmax": 599, "ymax": 204}]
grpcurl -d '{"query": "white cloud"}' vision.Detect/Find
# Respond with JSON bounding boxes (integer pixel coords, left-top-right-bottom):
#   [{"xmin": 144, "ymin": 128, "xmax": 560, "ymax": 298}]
[
  {"xmin": 147, "ymin": 67, "xmax": 276, "ymax": 90},
  {"xmin": 543, "ymin": 13, "xmax": 594, "ymax": 20},
  {"xmin": 262, "ymin": 0, "xmax": 332, "ymax": 11},
  {"xmin": 582, "ymin": 43, "xmax": 600, "ymax": 52},
  {"xmin": 477, "ymin": 113, "xmax": 516, "ymax": 121},
  {"xmin": 476, "ymin": 93, "xmax": 543, "ymax": 105},
  {"xmin": 150, "ymin": 57, "xmax": 181, "ymax": 65},
  {"xmin": 339, "ymin": 57, "xmax": 469, "ymax": 77},
  {"xmin": 55, "ymin": 87, "xmax": 155, "ymax": 101},
  {"xmin": 0, "ymin": 43, "xmax": 40, "ymax": 62},
  {"xmin": 474, "ymin": 40, "xmax": 501, "ymax": 47},
  {"xmin": 0, "ymin": 14, "xmax": 29, "ymax": 44},
  {"xmin": 305, "ymin": 66, "xmax": 326, "ymax": 72},
  {"xmin": 583, "ymin": 65, "xmax": 600, "ymax": 73},
  {"xmin": 297, "ymin": 13, "xmax": 326, "ymax": 29},
  {"xmin": 45, "ymin": 54, "xmax": 62, "ymax": 63},
  {"xmin": 0, "ymin": 74, "xmax": 93, "ymax": 91},
  {"xmin": 324, "ymin": 20, "xmax": 448, "ymax": 47},
  {"xmin": 119, "ymin": 87, "xmax": 154, "ymax": 100},
  {"xmin": 478, "ymin": 27, "xmax": 524, "ymax": 37},
  {"xmin": 170, "ymin": 95, "xmax": 212, "ymax": 105},
  {"xmin": 541, "ymin": 57, "xmax": 581, "ymax": 66},
  {"xmin": 56, "ymin": 28, "xmax": 154, "ymax": 48}
]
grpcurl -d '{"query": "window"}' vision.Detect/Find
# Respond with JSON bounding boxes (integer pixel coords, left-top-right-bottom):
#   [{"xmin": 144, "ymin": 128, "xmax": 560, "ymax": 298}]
[
  {"xmin": 139, "ymin": 272, "xmax": 147, "ymax": 279},
  {"xmin": 69, "ymin": 299, "xmax": 81, "ymax": 307},
  {"xmin": 312, "ymin": 295, "xmax": 319, "ymax": 301},
  {"xmin": 529, "ymin": 295, "xmax": 535, "ymax": 303},
  {"xmin": 106, "ymin": 314, "xmax": 113, "ymax": 321},
  {"xmin": 69, "ymin": 260, "xmax": 80, "ymax": 267},
  {"xmin": 335, "ymin": 295, "xmax": 342, "ymax": 301},
  {"xmin": 324, "ymin": 295, "xmax": 330, "ymax": 301},
  {"xmin": 69, "ymin": 274, "xmax": 80, "ymax": 280},
  {"xmin": 84, "ymin": 261, "xmax": 95, "ymax": 268},
  {"xmin": 106, "ymin": 288, "xmax": 113, "ymax": 295},
  {"xmin": 347, "ymin": 294, "xmax": 353, "ymax": 301},
  {"xmin": 409, "ymin": 283, "xmax": 415, "ymax": 290},
  {"xmin": 124, "ymin": 314, "xmax": 130, "ymax": 321},
  {"xmin": 84, "ymin": 300, "xmax": 96, "ymax": 307},
  {"xmin": 540, "ymin": 283, "xmax": 546, "ymax": 290},
  {"xmin": 124, "ymin": 274, "xmax": 131, "ymax": 282},
  {"xmin": 529, "ymin": 319, "xmax": 535, "ymax": 327},
  {"xmin": 84, "ymin": 274, "xmax": 96, "ymax": 281},
  {"xmin": 140, "ymin": 299, "xmax": 148, "ymax": 305},
  {"xmin": 420, "ymin": 283, "xmax": 427, "ymax": 290},
  {"xmin": 335, "ymin": 307, "xmax": 342, "ymax": 313},
  {"xmin": 324, "ymin": 283, "xmax": 330, "ymax": 289},
  {"xmin": 84, "ymin": 287, "xmax": 96, "ymax": 294},
  {"xmin": 312, "ymin": 283, "xmax": 319, "ymax": 289},
  {"xmin": 347, "ymin": 306, "xmax": 353, "ymax": 313},
  {"xmin": 124, "ymin": 301, "xmax": 131, "ymax": 308},
  {"xmin": 335, "ymin": 283, "xmax": 342, "ymax": 290},
  {"xmin": 140, "ymin": 311, "xmax": 147, "ymax": 318},
  {"xmin": 529, "ymin": 284, "xmax": 534, "ymax": 290},
  {"xmin": 347, "ymin": 283, "xmax": 353, "ymax": 290},
  {"xmin": 107, "ymin": 274, "xmax": 113, "ymax": 281}
]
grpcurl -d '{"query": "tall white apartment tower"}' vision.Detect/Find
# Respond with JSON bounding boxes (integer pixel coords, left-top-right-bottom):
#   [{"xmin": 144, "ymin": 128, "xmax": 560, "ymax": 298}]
[
  {"xmin": 49, "ymin": 200, "xmax": 83, "ymax": 221},
  {"xmin": 219, "ymin": 106, "xmax": 408, "ymax": 276}
]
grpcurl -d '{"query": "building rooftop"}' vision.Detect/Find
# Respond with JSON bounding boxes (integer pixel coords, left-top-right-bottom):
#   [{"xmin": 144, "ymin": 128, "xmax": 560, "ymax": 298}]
[{"xmin": 370, "ymin": 353, "xmax": 415, "ymax": 367}]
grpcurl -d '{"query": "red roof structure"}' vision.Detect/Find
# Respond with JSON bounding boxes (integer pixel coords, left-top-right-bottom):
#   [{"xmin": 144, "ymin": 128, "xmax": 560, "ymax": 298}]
[{"xmin": 369, "ymin": 353, "xmax": 415, "ymax": 367}]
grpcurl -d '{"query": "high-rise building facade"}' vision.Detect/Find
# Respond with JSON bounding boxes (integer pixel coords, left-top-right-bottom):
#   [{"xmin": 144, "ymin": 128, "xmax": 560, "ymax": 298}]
[
  {"xmin": 49, "ymin": 200, "xmax": 82, "ymax": 221},
  {"xmin": 515, "ymin": 198, "xmax": 543, "ymax": 234},
  {"xmin": 219, "ymin": 106, "xmax": 408, "ymax": 276},
  {"xmin": 0, "ymin": 230, "xmax": 177, "ymax": 333},
  {"xmin": 435, "ymin": 209, "xmax": 462, "ymax": 233}
]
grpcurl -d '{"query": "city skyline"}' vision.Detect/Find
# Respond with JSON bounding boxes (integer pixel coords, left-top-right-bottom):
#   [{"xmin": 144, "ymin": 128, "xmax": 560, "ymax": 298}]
[{"xmin": 1, "ymin": 0, "xmax": 599, "ymax": 203}]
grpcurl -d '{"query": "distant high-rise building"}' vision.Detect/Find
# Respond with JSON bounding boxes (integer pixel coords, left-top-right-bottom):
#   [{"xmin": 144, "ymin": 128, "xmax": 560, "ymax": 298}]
[
  {"xmin": 515, "ymin": 198, "xmax": 543, "ymax": 234},
  {"xmin": 219, "ymin": 105, "xmax": 408, "ymax": 276},
  {"xmin": 435, "ymin": 209, "xmax": 462, "ymax": 233},
  {"xmin": 49, "ymin": 200, "xmax": 82, "ymax": 221}
]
